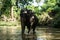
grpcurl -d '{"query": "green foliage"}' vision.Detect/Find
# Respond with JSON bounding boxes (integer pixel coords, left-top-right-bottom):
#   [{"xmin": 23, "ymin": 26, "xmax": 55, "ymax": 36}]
[
  {"xmin": 51, "ymin": 13, "xmax": 60, "ymax": 28},
  {"xmin": 50, "ymin": 0, "xmax": 60, "ymax": 27},
  {"xmin": 11, "ymin": 0, "xmax": 16, "ymax": 5},
  {"xmin": 13, "ymin": 6, "xmax": 20, "ymax": 20},
  {"xmin": 36, "ymin": 0, "xmax": 41, "ymax": 3},
  {"xmin": 41, "ymin": 0, "xmax": 56, "ymax": 12},
  {"xmin": 0, "ymin": 0, "xmax": 60, "ymax": 27},
  {"xmin": 17, "ymin": 0, "xmax": 33, "ymax": 8},
  {"xmin": 0, "ymin": 0, "xmax": 12, "ymax": 16}
]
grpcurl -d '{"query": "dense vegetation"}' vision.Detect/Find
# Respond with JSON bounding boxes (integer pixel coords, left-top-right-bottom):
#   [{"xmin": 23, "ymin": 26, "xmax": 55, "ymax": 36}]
[{"xmin": 0, "ymin": 0, "xmax": 60, "ymax": 28}]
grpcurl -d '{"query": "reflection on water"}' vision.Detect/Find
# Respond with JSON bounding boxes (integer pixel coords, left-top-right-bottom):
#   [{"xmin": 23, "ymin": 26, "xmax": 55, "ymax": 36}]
[
  {"xmin": 21, "ymin": 27, "xmax": 60, "ymax": 40},
  {"xmin": 0, "ymin": 26, "xmax": 60, "ymax": 40},
  {"xmin": 22, "ymin": 33, "xmax": 37, "ymax": 40}
]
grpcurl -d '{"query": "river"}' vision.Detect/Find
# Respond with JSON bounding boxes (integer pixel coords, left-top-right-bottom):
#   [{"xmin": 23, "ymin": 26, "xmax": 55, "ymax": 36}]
[{"xmin": 0, "ymin": 26, "xmax": 60, "ymax": 40}]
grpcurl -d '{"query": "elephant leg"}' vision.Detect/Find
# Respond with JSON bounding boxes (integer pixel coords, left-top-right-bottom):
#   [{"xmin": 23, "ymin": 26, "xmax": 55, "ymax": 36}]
[
  {"xmin": 20, "ymin": 17, "xmax": 26, "ymax": 35},
  {"xmin": 22, "ymin": 25, "xmax": 25, "ymax": 35},
  {"xmin": 32, "ymin": 25, "xmax": 36, "ymax": 34},
  {"xmin": 27, "ymin": 25, "xmax": 31, "ymax": 33}
]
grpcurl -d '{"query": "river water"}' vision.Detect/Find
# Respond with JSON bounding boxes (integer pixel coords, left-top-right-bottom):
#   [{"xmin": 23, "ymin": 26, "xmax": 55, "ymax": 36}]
[{"xmin": 0, "ymin": 26, "xmax": 60, "ymax": 40}]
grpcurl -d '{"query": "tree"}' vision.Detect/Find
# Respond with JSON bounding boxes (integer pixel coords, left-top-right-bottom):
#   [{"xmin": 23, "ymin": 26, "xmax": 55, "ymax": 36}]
[
  {"xmin": 0, "ymin": 0, "xmax": 16, "ymax": 21},
  {"xmin": 16, "ymin": 0, "xmax": 33, "ymax": 8},
  {"xmin": 0, "ymin": 0, "xmax": 11, "ymax": 16}
]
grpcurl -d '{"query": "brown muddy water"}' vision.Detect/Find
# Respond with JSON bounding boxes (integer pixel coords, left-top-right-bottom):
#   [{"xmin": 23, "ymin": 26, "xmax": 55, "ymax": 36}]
[{"xmin": 0, "ymin": 26, "xmax": 60, "ymax": 40}]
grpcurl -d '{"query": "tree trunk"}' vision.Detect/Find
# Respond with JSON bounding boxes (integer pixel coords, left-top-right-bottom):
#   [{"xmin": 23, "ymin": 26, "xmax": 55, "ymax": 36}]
[{"xmin": 11, "ymin": 5, "xmax": 14, "ymax": 19}]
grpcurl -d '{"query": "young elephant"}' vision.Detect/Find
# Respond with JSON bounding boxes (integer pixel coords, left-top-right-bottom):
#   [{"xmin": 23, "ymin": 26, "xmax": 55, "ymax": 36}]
[{"xmin": 20, "ymin": 9, "xmax": 39, "ymax": 34}]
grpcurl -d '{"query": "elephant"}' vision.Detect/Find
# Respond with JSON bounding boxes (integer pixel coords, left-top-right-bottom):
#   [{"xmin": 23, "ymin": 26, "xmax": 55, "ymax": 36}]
[{"xmin": 20, "ymin": 8, "xmax": 39, "ymax": 34}]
